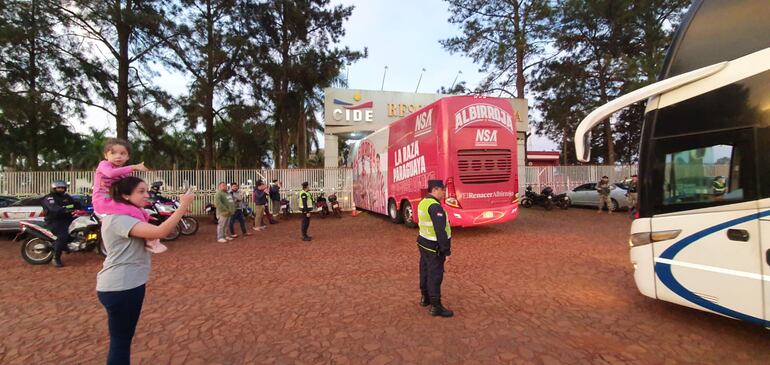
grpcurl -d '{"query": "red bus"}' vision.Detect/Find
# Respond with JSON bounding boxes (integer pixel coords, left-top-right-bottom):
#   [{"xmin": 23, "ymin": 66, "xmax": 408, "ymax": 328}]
[{"xmin": 350, "ymin": 96, "xmax": 521, "ymax": 227}]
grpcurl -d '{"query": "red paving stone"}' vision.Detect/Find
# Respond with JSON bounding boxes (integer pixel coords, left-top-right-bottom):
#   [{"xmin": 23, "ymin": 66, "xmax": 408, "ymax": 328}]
[{"xmin": 1, "ymin": 208, "xmax": 770, "ymax": 364}]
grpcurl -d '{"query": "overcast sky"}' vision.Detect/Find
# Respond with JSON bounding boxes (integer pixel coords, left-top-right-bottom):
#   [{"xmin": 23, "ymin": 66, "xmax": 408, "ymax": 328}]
[{"xmin": 77, "ymin": 0, "xmax": 558, "ymax": 151}]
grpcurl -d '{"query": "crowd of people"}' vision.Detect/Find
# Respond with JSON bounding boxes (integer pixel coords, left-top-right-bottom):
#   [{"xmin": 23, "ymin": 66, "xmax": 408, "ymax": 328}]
[
  {"xmin": 212, "ymin": 179, "xmax": 284, "ymax": 243},
  {"xmin": 34, "ymin": 136, "xmax": 459, "ymax": 365}
]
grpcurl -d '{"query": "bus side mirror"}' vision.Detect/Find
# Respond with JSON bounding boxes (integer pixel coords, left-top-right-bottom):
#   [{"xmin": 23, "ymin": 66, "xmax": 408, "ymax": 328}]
[{"xmin": 581, "ymin": 132, "xmax": 592, "ymax": 162}]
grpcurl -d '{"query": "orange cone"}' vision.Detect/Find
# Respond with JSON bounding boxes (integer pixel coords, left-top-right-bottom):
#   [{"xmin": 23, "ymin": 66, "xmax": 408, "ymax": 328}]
[{"xmin": 351, "ymin": 209, "xmax": 359, "ymax": 217}]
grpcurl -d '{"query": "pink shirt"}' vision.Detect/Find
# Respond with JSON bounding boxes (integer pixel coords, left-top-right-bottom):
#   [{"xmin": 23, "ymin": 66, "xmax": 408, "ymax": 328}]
[{"xmin": 92, "ymin": 160, "xmax": 148, "ymax": 221}]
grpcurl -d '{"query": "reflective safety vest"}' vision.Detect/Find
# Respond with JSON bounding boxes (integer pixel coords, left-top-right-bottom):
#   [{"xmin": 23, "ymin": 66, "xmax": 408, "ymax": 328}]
[
  {"xmin": 299, "ymin": 191, "xmax": 313, "ymax": 210},
  {"xmin": 417, "ymin": 198, "xmax": 451, "ymax": 241}
]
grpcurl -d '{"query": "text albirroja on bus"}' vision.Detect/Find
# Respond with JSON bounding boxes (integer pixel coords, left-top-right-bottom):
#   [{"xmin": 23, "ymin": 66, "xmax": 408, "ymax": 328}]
[{"xmin": 351, "ymin": 96, "xmax": 522, "ymax": 227}]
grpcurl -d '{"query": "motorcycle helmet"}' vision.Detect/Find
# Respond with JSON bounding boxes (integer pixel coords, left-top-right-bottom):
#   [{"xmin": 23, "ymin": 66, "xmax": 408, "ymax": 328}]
[
  {"xmin": 51, "ymin": 180, "xmax": 67, "ymax": 191},
  {"xmin": 150, "ymin": 181, "xmax": 163, "ymax": 192}
]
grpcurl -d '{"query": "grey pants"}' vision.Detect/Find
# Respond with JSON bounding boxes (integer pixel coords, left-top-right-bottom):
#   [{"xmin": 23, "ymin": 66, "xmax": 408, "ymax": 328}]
[
  {"xmin": 271, "ymin": 200, "xmax": 281, "ymax": 215},
  {"xmin": 217, "ymin": 214, "xmax": 231, "ymax": 240}
]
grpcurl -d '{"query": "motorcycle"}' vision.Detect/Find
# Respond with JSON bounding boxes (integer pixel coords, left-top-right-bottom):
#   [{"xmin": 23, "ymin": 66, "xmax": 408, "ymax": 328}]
[
  {"xmin": 144, "ymin": 201, "xmax": 181, "ymax": 241},
  {"xmin": 328, "ymin": 192, "xmax": 342, "ymax": 218},
  {"xmin": 546, "ymin": 190, "xmax": 571, "ymax": 210},
  {"xmin": 17, "ymin": 211, "xmax": 106, "ymax": 265},
  {"xmin": 520, "ymin": 185, "xmax": 554, "ymax": 210},
  {"xmin": 315, "ymin": 193, "xmax": 330, "ymax": 218},
  {"xmin": 280, "ymin": 198, "xmax": 292, "ymax": 219},
  {"xmin": 149, "ymin": 197, "xmax": 199, "ymax": 235}
]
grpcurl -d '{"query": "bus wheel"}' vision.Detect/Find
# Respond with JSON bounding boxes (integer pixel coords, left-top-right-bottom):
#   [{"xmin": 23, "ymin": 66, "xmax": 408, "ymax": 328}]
[
  {"xmin": 402, "ymin": 201, "xmax": 417, "ymax": 228},
  {"xmin": 389, "ymin": 199, "xmax": 403, "ymax": 224}
]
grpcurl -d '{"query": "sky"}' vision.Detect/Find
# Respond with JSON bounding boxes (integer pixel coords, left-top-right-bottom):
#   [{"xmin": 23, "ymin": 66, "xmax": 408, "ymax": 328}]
[{"xmin": 77, "ymin": 0, "xmax": 558, "ymax": 151}]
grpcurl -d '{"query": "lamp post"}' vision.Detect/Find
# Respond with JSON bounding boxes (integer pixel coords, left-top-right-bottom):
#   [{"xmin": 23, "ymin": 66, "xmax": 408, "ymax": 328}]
[
  {"xmin": 450, "ymin": 70, "xmax": 463, "ymax": 90},
  {"xmin": 380, "ymin": 66, "xmax": 388, "ymax": 91},
  {"xmin": 415, "ymin": 68, "xmax": 426, "ymax": 93},
  {"xmin": 345, "ymin": 62, "xmax": 351, "ymax": 88}
]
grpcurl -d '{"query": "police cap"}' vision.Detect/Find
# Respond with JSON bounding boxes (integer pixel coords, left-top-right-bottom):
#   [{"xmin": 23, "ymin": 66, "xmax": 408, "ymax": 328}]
[{"xmin": 427, "ymin": 180, "xmax": 445, "ymax": 191}]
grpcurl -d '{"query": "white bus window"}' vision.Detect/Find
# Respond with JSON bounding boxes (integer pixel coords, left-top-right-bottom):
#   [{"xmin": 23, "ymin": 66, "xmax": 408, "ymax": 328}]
[{"xmin": 662, "ymin": 145, "xmax": 741, "ymax": 206}]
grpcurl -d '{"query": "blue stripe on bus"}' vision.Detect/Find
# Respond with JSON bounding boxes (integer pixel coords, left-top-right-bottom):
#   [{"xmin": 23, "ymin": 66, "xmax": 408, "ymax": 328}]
[{"xmin": 654, "ymin": 209, "xmax": 770, "ymax": 326}]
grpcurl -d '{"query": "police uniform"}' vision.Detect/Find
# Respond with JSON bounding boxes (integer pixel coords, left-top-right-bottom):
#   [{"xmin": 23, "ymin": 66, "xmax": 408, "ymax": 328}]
[
  {"xmin": 596, "ymin": 178, "xmax": 613, "ymax": 213},
  {"xmin": 417, "ymin": 180, "xmax": 454, "ymax": 317},
  {"xmin": 42, "ymin": 189, "xmax": 79, "ymax": 267},
  {"xmin": 299, "ymin": 183, "xmax": 313, "ymax": 241},
  {"xmin": 627, "ymin": 178, "xmax": 638, "ymax": 218}
]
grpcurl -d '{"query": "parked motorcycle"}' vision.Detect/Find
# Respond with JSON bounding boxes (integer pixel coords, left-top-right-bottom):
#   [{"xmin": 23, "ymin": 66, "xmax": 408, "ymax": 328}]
[
  {"xmin": 17, "ymin": 211, "xmax": 106, "ymax": 265},
  {"xmin": 149, "ymin": 197, "xmax": 199, "ymax": 235},
  {"xmin": 315, "ymin": 193, "xmax": 330, "ymax": 218},
  {"xmin": 520, "ymin": 185, "xmax": 554, "ymax": 210},
  {"xmin": 328, "ymin": 192, "xmax": 342, "ymax": 218},
  {"xmin": 547, "ymin": 190, "xmax": 571, "ymax": 210},
  {"xmin": 144, "ymin": 201, "xmax": 181, "ymax": 241},
  {"xmin": 280, "ymin": 198, "xmax": 292, "ymax": 219}
]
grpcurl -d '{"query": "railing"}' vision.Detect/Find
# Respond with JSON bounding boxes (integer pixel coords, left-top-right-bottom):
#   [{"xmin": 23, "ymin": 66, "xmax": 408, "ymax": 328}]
[
  {"xmin": 9, "ymin": 165, "xmax": 732, "ymax": 214},
  {"xmin": 0, "ymin": 169, "xmax": 354, "ymax": 215}
]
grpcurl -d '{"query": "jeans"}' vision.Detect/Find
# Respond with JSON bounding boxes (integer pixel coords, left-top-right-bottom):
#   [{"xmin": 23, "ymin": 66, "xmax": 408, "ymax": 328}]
[
  {"xmin": 229, "ymin": 209, "xmax": 247, "ymax": 235},
  {"xmin": 216, "ymin": 214, "xmax": 230, "ymax": 239},
  {"xmin": 97, "ymin": 284, "xmax": 146, "ymax": 365}
]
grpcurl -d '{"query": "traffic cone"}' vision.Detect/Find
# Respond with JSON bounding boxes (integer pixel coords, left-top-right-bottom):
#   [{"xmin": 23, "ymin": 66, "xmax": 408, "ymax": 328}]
[{"xmin": 351, "ymin": 209, "xmax": 359, "ymax": 217}]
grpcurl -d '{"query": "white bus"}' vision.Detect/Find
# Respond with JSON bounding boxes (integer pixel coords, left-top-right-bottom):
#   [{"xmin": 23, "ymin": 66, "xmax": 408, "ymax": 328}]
[{"xmin": 575, "ymin": 0, "xmax": 770, "ymax": 326}]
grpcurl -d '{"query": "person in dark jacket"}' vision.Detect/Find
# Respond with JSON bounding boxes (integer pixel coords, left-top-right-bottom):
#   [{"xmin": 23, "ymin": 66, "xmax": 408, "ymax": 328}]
[
  {"xmin": 252, "ymin": 180, "xmax": 268, "ymax": 231},
  {"xmin": 416, "ymin": 180, "xmax": 453, "ymax": 317},
  {"xmin": 299, "ymin": 182, "xmax": 313, "ymax": 241},
  {"xmin": 269, "ymin": 179, "xmax": 281, "ymax": 223},
  {"xmin": 42, "ymin": 180, "xmax": 81, "ymax": 268}
]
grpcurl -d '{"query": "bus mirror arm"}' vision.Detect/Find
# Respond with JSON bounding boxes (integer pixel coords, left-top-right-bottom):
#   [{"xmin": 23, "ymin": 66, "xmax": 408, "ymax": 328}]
[{"xmin": 573, "ymin": 61, "xmax": 729, "ymax": 162}]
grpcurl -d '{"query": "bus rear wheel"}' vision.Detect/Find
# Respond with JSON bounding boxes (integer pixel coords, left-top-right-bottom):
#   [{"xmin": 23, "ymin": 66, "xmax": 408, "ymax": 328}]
[
  {"xmin": 402, "ymin": 201, "xmax": 417, "ymax": 228},
  {"xmin": 389, "ymin": 199, "xmax": 403, "ymax": 224}
]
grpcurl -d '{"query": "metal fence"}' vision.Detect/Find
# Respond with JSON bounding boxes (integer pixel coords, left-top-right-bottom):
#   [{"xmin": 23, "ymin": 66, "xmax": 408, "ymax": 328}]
[
  {"xmin": 523, "ymin": 165, "xmax": 639, "ymax": 193},
  {"xmin": 6, "ymin": 165, "xmax": 732, "ymax": 213},
  {"xmin": 0, "ymin": 169, "xmax": 354, "ymax": 215}
]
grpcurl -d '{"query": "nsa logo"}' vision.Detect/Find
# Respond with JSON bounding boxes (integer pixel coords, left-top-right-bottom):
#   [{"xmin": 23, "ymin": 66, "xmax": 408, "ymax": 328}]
[{"xmin": 475, "ymin": 129, "xmax": 498, "ymax": 147}]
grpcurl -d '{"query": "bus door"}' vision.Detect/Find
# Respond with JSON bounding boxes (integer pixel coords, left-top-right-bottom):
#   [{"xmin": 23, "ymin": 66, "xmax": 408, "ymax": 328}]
[{"xmin": 649, "ymin": 128, "xmax": 765, "ymax": 323}]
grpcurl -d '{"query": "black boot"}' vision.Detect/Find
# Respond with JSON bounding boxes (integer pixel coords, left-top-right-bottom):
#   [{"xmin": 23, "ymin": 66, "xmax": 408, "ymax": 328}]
[
  {"xmin": 52, "ymin": 252, "xmax": 64, "ymax": 268},
  {"xmin": 420, "ymin": 293, "xmax": 430, "ymax": 307},
  {"xmin": 429, "ymin": 297, "xmax": 453, "ymax": 317}
]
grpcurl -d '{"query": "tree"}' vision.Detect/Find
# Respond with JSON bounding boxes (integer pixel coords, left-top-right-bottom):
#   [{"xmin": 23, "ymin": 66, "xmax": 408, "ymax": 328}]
[
  {"xmin": 244, "ymin": 0, "xmax": 363, "ymax": 168},
  {"xmin": 57, "ymin": 0, "xmax": 169, "ymax": 140},
  {"xmin": 0, "ymin": 0, "xmax": 87, "ymax": 170},
  {"xmin": 532, "ymin": 0, "xmax": 687, "ymax": 164},
  {"xmin": 442, "ymin": 0, "xmax": 553, "ymax": 98},
  {"xmin": 160, "ymin": 0, "xmax": 248, "ymax": 169}
]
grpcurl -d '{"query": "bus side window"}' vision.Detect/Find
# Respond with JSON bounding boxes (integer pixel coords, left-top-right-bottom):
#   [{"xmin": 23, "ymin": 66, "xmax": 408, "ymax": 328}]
[{"xmin": 652, "ymin": 128, "xmax": 757, "ymax": 215}]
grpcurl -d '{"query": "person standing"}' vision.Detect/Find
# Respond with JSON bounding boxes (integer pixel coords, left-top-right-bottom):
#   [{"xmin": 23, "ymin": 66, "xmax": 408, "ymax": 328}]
[
  {"xmin": 41, "ymin": 180, "xmax": 81, "ymax": 268},
  {"xmin": 97, "ymin": 176, "xmax": 193, "ymax": 365},
  {"xmin": 214, "ymin": 182, "xmax": 235, "ymax": 242},
  {"xmin": 252, "ymin": 180, "xmax": 268, "ymax": 231},
  {"xmin": 626, "ymin": 175, "xmax": 639, "ymax": 219},
  {"xmin": 596, "ymin": 176, "xmax": 614, "ymax": 214},
  {"xmin": 416, "ymin": 180, "xmax": 453, "ymax": 318},
  {"xmin": 299, "ymin": 182, "xmax": 313, "ymax": 241},
  {"xmin": 229, "ymin": 182, "xmax": 251, "ymax": 237},
  {"xmin": 269, "ymin": 179, "xmax": 282, "ymax": 220}
]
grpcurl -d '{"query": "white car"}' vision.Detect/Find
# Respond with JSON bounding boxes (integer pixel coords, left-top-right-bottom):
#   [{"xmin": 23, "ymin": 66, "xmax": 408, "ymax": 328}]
[{"xmin": 566, "ymin": 183, "xmax": 632, "ymax": 211}]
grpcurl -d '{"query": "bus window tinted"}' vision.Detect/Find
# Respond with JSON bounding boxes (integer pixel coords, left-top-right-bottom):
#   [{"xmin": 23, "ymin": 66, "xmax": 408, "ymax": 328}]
[{"xmin": 662, "ymin": 145, "xmax": 740, "ymax": 206}]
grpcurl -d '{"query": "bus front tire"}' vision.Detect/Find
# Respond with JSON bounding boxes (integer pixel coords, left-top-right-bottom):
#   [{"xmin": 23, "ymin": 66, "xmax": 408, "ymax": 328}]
[{"xmin": 389, "ymin": 200, "xmax": 403, "ymax": 224}]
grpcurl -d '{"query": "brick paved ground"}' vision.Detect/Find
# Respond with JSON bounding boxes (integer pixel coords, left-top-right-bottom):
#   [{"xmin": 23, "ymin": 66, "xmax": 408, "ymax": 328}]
[{"xmin": 1, "ymin": 208, "xmax": 770, "ymax": 364}]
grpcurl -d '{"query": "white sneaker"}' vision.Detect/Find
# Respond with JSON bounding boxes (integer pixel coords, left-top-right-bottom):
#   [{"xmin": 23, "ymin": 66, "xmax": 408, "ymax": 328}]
[
  {"xmin": 217, "ymin": 239, "xmax": 227, "ymax": 243},
  {"xmin": 226, "ymin": 237, "xmax": 234, "ymax": 241}
]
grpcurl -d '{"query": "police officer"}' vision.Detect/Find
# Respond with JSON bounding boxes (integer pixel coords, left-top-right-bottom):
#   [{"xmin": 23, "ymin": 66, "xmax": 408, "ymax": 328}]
[
  {"xmin": 299, "ymin": 182, "xmax": 313, "ymax": 241},
  {"xmin": 417, "ymin": 180, "xmax": 453, "ymax": 318},
  {"xmin": 713, "ymin": 176, "xmax": 727, "ymax": 195},
  {"xmin": 42, "ymin": 180, "xmax": 80, "ymax": 268},
  {"xmin": 626, "ymin": 174, "xmax": 638, "ymax": 219}
]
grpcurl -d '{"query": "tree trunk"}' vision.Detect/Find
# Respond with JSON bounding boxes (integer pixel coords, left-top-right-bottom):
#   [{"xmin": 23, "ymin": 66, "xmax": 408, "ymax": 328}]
[
  {"xmin": 203, "ymin": 0, "xmax": 215, "ymax": 169},
  {"xmin": 513, "ymin": 3, "xmax": 525, "ymax": 99},
  {"xmin": 297, "ymin": 106, "xmax": 307, "ymax": 168},
  {"xmin": 26, "ymin": 0, "xmax": 40, "ymax": 169},
  {"xmin": 116, "ymin": 0, "xmax": 132, "ymax": 140},
  {"xmin": 275, "ymin": 1, "xmax": 290, "ymax": 169}
]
